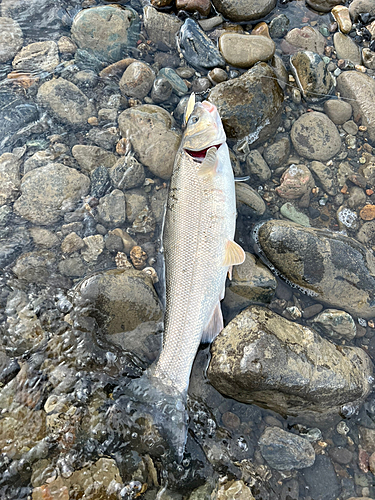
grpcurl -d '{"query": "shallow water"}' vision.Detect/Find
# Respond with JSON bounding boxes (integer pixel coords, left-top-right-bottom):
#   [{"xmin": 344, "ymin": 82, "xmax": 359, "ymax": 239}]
[{"xmin": 1, "ymin": 0, "xmax": 375, "ymax": 498}]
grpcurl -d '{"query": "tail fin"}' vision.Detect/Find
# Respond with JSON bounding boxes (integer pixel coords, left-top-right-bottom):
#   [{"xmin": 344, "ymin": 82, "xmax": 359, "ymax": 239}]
[{"xmin": 119, "ymin": 370, "xmax": 188, "ymax": 462}]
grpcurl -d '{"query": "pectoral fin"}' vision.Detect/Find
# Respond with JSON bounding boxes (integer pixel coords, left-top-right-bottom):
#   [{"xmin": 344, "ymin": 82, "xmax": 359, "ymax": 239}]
[
  {"xmin": 223, "ymin": 239, "xmax": 246, "ymax": 266},
  {"xmin": 197, "ymin": 147, "xmax": 217, "ymax": 177},
  {"xmin": 201, "ymin": 302, "xmax": 224, "ymax": 343}
]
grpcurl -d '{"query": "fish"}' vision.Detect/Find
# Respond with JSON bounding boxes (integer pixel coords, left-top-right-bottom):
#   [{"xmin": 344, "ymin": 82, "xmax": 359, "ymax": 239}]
[{"xmin": 121, "ymin": 94, "xmax": 245, "ymax": 460}]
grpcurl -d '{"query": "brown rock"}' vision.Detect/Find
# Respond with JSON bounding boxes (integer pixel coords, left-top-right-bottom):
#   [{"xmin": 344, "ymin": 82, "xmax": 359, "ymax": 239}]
[
  {"xmin": 360, "ymin": 205, "xmax": 375, "ymax": 221},
  {"xmin": 119, "ymin": 61, "xmax": 155, "ymax": 100},
  {"xmin": 219, "ymin": 33, "xmax": 275, "ymax": 68},
  {"xmin": 130, "ymin": 245, "xmax": 147, "ymax": 270},
  {"xmin": 332, "ymin": 5, "xmax": 352, "ymax": 34},
  {"xmin": 99, "ymin": 58, "xmax": 136, "ymax": 79},
  {"xmin": 284, "ymin": 27, "xmax": 326, "ymax": 55},
  {"xmin": 176, "ymin": 0, "xmax": 211, "ymax": 16},
  {"xmin": 251, "ymin": 22, "xmax": 271, "ymax": 38}
]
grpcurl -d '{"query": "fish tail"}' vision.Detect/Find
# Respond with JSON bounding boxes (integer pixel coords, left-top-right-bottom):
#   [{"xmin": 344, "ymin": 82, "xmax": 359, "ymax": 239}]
[{"xmin": 120, "ymin": 370, "xmax": 188, "ymax": 462}]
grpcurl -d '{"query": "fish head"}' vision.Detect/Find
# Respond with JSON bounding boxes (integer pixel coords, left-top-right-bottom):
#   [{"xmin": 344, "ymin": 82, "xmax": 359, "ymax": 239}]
[{"xmin": 182, "ymin": 97, "xmax": 226, "ymax": 162}]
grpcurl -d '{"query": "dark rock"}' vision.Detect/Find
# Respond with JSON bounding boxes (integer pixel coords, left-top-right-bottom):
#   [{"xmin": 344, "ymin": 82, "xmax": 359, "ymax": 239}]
[
  {"xmin": 110, "ymin": 155, "xmax": 145, "ymax": 190},
  {"xmin": 290, "ymin": 51, "xmax": 334, "ymax": 102},
  {"xmin": 90, "ymin": 165, "xmax": 111, "ymax": 198},
  {"xmin": 302, "ymin": 455, "xmax": 340, "ymax": 500},
  {"xmin": 211, "ymin": 0, "xmax": 276, "ymax": 22},
  {"xmin": 0, "ymin": 94, "xmax": 38, "ymax": 152},
  {"xmin": 151, "ymin": 76, "xmax": 173, "ymax": 104}
]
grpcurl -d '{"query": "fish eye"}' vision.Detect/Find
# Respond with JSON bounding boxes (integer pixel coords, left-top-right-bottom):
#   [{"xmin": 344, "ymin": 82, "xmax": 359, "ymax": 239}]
[{"xmin": 190, "ymin": 115, "xmax": 199, "ymax": 124}]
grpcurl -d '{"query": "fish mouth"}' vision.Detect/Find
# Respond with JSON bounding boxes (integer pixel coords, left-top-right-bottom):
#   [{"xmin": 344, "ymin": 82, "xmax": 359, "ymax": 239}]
[{"xmin": 184, "ymin": 143, "xmax": 222, "ymax": 162}]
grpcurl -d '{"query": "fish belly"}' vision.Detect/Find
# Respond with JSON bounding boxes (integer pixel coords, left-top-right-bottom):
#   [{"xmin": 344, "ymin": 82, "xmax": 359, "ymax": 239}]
[{"xmin": 153, "ymin": 146, "xmax": 236, "ymax": 394}]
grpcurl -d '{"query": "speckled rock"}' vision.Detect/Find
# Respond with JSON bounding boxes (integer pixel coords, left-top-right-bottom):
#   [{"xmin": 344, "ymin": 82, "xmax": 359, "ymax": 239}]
[
  {"xmin": 311, "ymin": 309, "xmax": 356, "ymax": 340},
  {"xmin": 208, "ymin": 305, "xmax": 373, "ymax": 419},
  {"xmin": 283, "ymin": 27, "xmax": 326, "ymax": 55},
  {"xmin": 323, "ymin": 99, "xmax": 352, "ymax": 125},
  {"xmin": 219, "ymin": 33, "xmax": 275, "ymax": 68},
  {"xmin": 110, "ymin": 154, "xmax": 145, "ymax": 190},
  {"xmin": 337, "ymin": 71, "xmax": 375, "ymax": 145},
  {"xmin": 310, "ymin": 160, "xmax": 337, "ymax": 196},
  {"xmin": 14, "ymin": 163, "xmax": 90, "ymax": 225},
  {"xmin": 0, "ymin": 153, "xmax": 20, "ymax": 206},
  {"xmin": 97, "ymin": 189, "xmax": 126, "ymax": 226},
  {"xmin": 334, "ymin": 32, "xmax": 361, "ymax": 65},
  {"xmin": 81, "ymin": 234, "xmax": 104, "ymax": 262},
  {"xmin": 119, "ymin": 61, "xmax": 155, "ymax": 100},
  {"xmin": 211, "ymin": 0, "xmax": 276, "ymax": 21},
  {"xmin": 29, "ymin": 227, "xmax": 59, "ymax": 248},
  {"xmin": 143, "ymin": 6, "xmax": 182, "ymax": 51},
  {"xmin": 291, "ymin": 112, "xmax": 341, "ymax": 161},
  {"xmin": 276, "ymin": 164, "xmax": 314, "ymax": 200},
  {"xmin": 256, "ymin": 220, "xmax": 375, "ymax": 318},
  {"xmin": 37, "ymin": 78, "xmax": 96, "ymax": 125},
  {"xmin": 118, "ymin": 105, "xmax": 181, "ymax": 179},
  {"xmin": 71, "ymin": 5, "xmax": 140, "ymax": 63},
  {"xmin": 332, "ymin": 5, "xmax": 352, "ymax": 34},
  {"xmin": 72, "ymin": 145, "xmax": 117, "ymax": 174},
  {"xmin": 74, "ymin": 268, "xmax": 162, "ymax": 334},
  {"xmin": 290, "ymin": 51, "xmax": 333, "ymax": 102},
  {"xmin": 263, "ymin": 136, "xmax": 290, "ymax": 168},
  {"xmin": 208, "ymin": 62, "xmax": 284, "ymax": 144},
  {"xmin": 259, "ymin": 427, "xmax": 315, "ymax": 470},
  {"xmin": 12, "ymin": 41, "xmax": 59, "ymax": 72},
  {"xmin": 213, "ymin": 480, "xmax": 255, "ymax": 500},
  {"xmin": 0, "ymin": 17, "xmax": 23, "ymax": 63},
  {"xmin": 245, "ymin": 150, "xmax": 271, "ymax": 181}
]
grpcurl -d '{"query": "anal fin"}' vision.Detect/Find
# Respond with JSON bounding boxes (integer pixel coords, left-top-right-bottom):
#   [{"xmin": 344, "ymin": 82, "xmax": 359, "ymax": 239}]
[
  {"xmin": 201, "ymin": 302, "xmax": 223, "ymax": 343},
  {"xmin": 197, "ymin": 147, "xmax": 217, "ymax": 177},
  {"xmin": 223, "ymin": 239, "xmax": 246, "ymax": 266}
]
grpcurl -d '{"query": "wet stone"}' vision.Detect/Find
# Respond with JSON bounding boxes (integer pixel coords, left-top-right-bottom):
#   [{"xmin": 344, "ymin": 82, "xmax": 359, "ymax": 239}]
[
  {"xmin": 310, "ymin": 160, "xmax": 337, "ymax": 196},
  {"xmin": 74, "ymin": 268, "xmax": 162, "ymax": 334},
  {"xmin": 332, "ymin": 5, "xmax": 352, "ymax": 34},
  {"xmin": 337, "ymin": 71, "xmax": 375, "ymax": 145},
  {"xmin": 305, "ymin": 0, "xmax": 342, "ymax": 12},
  {"xmin": 360, "ymin": 205, "xmax": 375, "ymax": 221},
  {"xmin": 213, "ymin": 480, "xmax": 255, "ymax": 500},
  {"xmin": 311, "ymin": 309, "xmax": 356, "ymax": 340},
  {"xmin": 176, "ymin": 0, "xmax": 211, "ymax": 16},
  {"xmin": 0, "ymin": 17, "xmax": 23, "ymax": 64},
  {"xmin": 58, "ymin": 35, "xmax": 77, "ymax": 55},
  {"xmin": 191, "ymin": 77, "xmax": 211, "ymax": 94},
  {"xmin": 12, "ymin": 41, "xmax": 59, "ymax": 73},
  {"xmin": 178, "ymin": 18, "xmax": 225, "ymax": 70},
  {"xmin": 208, "ymin": 62, "xmax": 284, "ymax": 144},
  {"xmin": 291, "ymin": 111, "xmax": 341, "ymax": 161},
  {"xmin": 37, "ymin": 78, "xmax": 96, "ymax": 126},
  {"xmin": 263, "ymin": 136, "xmax": 290, "ymax": 168},
  {"xmin": 245, "ymin": 150, "xmax": 271, "ymax": 181},
  {"xmin": 119, "ymin": 61, "xmax": 155, "ymax": 100},
  {"xmin": 269, "ymin": 14, "xmax": 290, "ymax": 39},
  {"xmin": 302, "ymin": 455, "xmax": 340, "ymax": 500},
  {"xmin": 324, "ymin": 99, "xmax": 352, "ymax": 125},
  {"xmin": 280, "ymin": 202, "xmax": 311, "ymax": 227},
  {"xmin": 14, "ymin": 163, "xmax": 90, "ymax": 226},
  {"xmin": 97, "ymin": 189, "xmax": 126, "ymax": 227},
  {"xmin": 159, "ymin": 67, "xmax": 188, "ymax": 96},
  {"xmin": 29, "ymin": 227, "xmax": 59, "ymax": 248},
  {"xmin": 334, "ymin": 33, "xmax": 362, "ymax": 66},
  {"xmin": 143, "ymin": 6, "xmax": 182, "ymax": 51},
  {"xmin": 235, "ymin": 182, "xmax": 266, "ymax": 216},
  {"xmin": 283, "ymin": 27, "xmax": 326, "ymax": 55},
  {"xmin": 208, "ymin": 305, "xmax": 373, "ymax": 420},
  {"xmin": 61, "ymin": 232, "xmax": 85, "ymax": 254},
  {"xmin": 87, "ymin": 127, "xmax": 121, "ymax": 151},
  {"xmin": 13, "ymin": 250, "xmax": 56, "ymax": 284},
  {"xmin": 151, "ymin": 76, "xmax": 173, "ymax": 104},
  {"xmin": 118, "ymin": 105, "xmax": 181, "ymax": 180},
  {"xmin": 276, "ymin": 164, "xmax": 314, "ymax": 201},
  {"xmin": 110, "ymin": 155, "xmax": 145, "ymax": 190},
  {"xmin": 59, "ymin": 256, "xmax": 86, "ymax": 277},
  {"xmin": 219, "ymin": 33, "xmax": 275, "ymax": 68},
  {"xmin": 362, "ymin": 48, "xmax": 375, "ymax": 70},
  {"xmin": 71, "ymin": 5, "xmax": 140, "ymax": 63},
  {"xmin": 81, "ymin": 234, "xmax": 104, "ymax": 262},
  {"xmin": 211, "ymin": 0, "xmax": 276, "ymax": 22},
  {"xmin": 24, "ymin": 150, "xmax": 55, "ymax": 174},
  {"xmin": 0, "ymin": 153, "xmax": 20, "ymax": 206},
  {"xmin": 90, "ymin": 165, "xmax": 111, "ymax": 199},
  {"xmin": 256, "ymin": 220, "xmax": 375, "ymax": 318},
  {"xmin": 0, "ymin": 94, "xmax": 39, "ymax": 153},
  {"xmin": 259, "ymin": 427, "xmax": 315, "ymax": 470},
  {"xmin": 329, "ymin": 446, "xmax": 353, "ymax": 465},
  {"xmin": 290, "ymin": 51, "xmax": 333, "ymax": 102},
  {"xmin": 349, "ymin": 0, "xmax": 375, "ymax": 21}
]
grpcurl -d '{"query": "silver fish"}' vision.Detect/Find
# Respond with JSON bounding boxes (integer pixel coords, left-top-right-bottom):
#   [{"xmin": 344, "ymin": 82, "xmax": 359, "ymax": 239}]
[{"xmin": 123, "ymin": 94, "xmax": 245, "ymax": 460}]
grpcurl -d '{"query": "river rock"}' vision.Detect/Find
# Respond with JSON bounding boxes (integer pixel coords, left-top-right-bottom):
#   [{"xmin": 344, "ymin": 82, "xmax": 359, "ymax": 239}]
[
  {"xmin": 323, "ymin": 99, "xmax": 352, "ymax": 125},
  {"xmin": 311, "ymin": 309, "xmax": 356, "ymax": 340},
  {"xmin": 71, "ymin": 5, "xmax": 140, "ymax": 63},
  {"xmin": 119, "ymin": 61, "xmax": 155, "ymax": 100},
  {"xmin": 0, "ymin": 153, "xmax": 20, "ymax": 206},
  {"xmin": 12, "ymin": 41, "xmax": 59, "ymax": 72},
  {"xmin": 302, "ymin": 455, "xmax": 340, "ymax": 500},
  {"xmin": 97, "ymin": 189, "xmax": 126, "ymax": 227},
  {"xmin": 310, "ymin": 160, "xmax": 337, "ymax": 196},
  {"xmin": 290, "ymin": 51, "xmax": 333, "ymax": 102},
  {"xmin": 110, "ymin": 155, "xmax": 145, "ymax": 190},
  {"xmin": 151, "ymin": 76, "xmax": 173, "ymax": 104},
  {"xmin": 235, "ymin": 183, "xmax": 266, "ymax": 216},
  {"xmin": 0, "ymin": 17, "xmax": 23, "ymax": 63},
  {"xmin": 211, "ymin": 0, "xmax": 276, "ymax": 21},
  {"xmin": 283, "ymin": 27, "xmax": 326, "ymax": 55},
  {"xmin": 118, "ymin": 105, "xmax": 181, "ymax": 179},
  {"xmin": 219, "ymin": 33, "xmax": 275, "ymax": 68},
  {"xmin": 0, "ymin": 94, "xmax": 38, "ymax": 153},
  {"xmin": 143, "ymin": 6, "xmax": 182, "ymax": 51},
  {"xmin": 305, "ymin": 0, "xmax": 343, "ymax": 12},
  {"xmin": 207, "ymin": 305, "xmax": 373, "ymax": 419},
  {"xmin": 72, "ymin": 145, "xmax": 117, "ymax": 174},
  {"xmin": 276, "ymin": 164, "xmax": 315, "ymax": 200},
  {"xmin": 37, "ymin": 78, "xmax": 96, "ymax": 126},
  {"xmin": 263, "ymin": 136, "xmax": 290, "ymax": 168},
  {"xmin": 13, "ymin": 163, "xmax": 90, "ymax": 225},
  {"xmin": 208, "ymin": 63, "xmax": 284, "ymax": 144},
  {"xmin": 178, "ymin": 18, "xmax": 225, "ymax": 70},
  {"xmin": 259, "ymin": 427, "xmax": 315, "ymax": 470},
  {"xmin": 280, "ymin": 203, "xmax": 310, "ymax": 226},
  {"xmin": 349, "ymin": 0, "xmax": 375, "ymax": 21},
  {"xmin": 255, "ymin": 220, "xmax": 375, "ymax": 318},
  {"xmin": 212, "ymin": 480, "xmax": 255, "ymax": 500},
  {"xmin": 176, "ymin": 0, "xmax": 211, "ymax": 16},
  {"xmin": 291, "ymin": 111, "xmax": 341, "ymax": 161},
  {"xmin": 245, "ymin": 150, "xmax": 271, "ymax": 181},
  {"xmin": 334, "ymin": 33, "xmax": 362, "ymax": 65},
  {"xmin": 332, "ymin": 5, "xmax": 352, "ymax": 34},
  {"xmin": 74, "ymin": 268, "xmax": 162, "ymax": 334},
  {"xmin": 337, "ymin": 71, "xmax": 375, "ymax": 145},
  {"xmin": 159, "ymin": 67, "xmax": 188, "ymax": 96},
  {"xmin": 362, "ymin": 48, "xmax": 375, "ymax": 70}
]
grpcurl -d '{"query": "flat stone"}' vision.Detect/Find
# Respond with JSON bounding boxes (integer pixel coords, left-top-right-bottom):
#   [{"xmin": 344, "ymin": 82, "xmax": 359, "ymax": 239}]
[
  {"xmin": 81, "ymin": 234, "xmax": 104, "ymax": 262},
  {"xmin": 256, "ymin": 219, "xmax": 375, "ymax": 318},
  {"xmin": 284, "ymin": 27, "xmax": 326, "ymax": 55},
  {"xmin": 259, "ymin": 427, "xmax": 315, "ymax": 470},
  {"xmin": 208, "ymin": 62, "xmax": 284, "ymax": 144},
  {"xmin": 235, "ymin": 182, "xmax": 266, "ymax": 216},
  {"xmin": 71, "ymin": 5, "xmax": 140, "ymax": 63},
  {"xmin": 29, "ymin": 227, "xmax": 59, "ymax": 248},
  {"xmin": 291, "ymin": 111, "xmax": 341, "ymax": 161},
  {"xmin": 110, "ymin": 155, "xmax": 145, "ymax": 190},
  {"xmin": 280, "ymin": 202, "xmax": 311, "ymax": 226},
  {"xmin": 263, "ymin": 136, "xmax": 290, "ymax": 168},
  {"xmin": 12, "ymin": 41, "xmax": 59, "ymax": 72},
  {"xmin": 334, "ymin": 32, "xmax": 361, "ymax": 65},
  {"xmin": 37, "ymin": 78, "xmax": 96, "ymax": 126},
  {"xmin": 219, "ymin": 33, "xmax": 275, "ymax": 68},
  {"xmin": 0, "ymin": 153, "xmax": 20, "ymax": 206},
  {"xmin": 13, "ymin": 163, "xmax": 90, "ymax": 225},
  {"xmin": 208, "ymin": 305, "xmax": 372, "ymax": 419},
  {"xmin": 0, "ymin": 17, "xmax": 23, "ymax": 63},
  {"xmin": 119, "ymin": 61, "xmax": 155, "ymax": 100},
  {"xmin": 118, "ymin": 105, "xmax": 181, "ymax": 179},
  {"xmin": 158, "ymin": 67, "xmax": 188, "ymax": 96},
  {"xmin": 337, "ymin": 71, "xmax": 375, "ymax": 145},
  {"xmin": 323, "ymin": 99, "xmax": 352, "ymax": 125},
  {"xmin": 360, "ymin": 205, "xmax": 375, "ymax": 221},
  {"xmin": 72, "ymin": 145, "xmax": 117, "ymax": 174},
  {"xmin": 143, "ymin": 6, "xmax": 182, "ymax": 51},
  {"xmin": 211, "ymin": 0, "xmax": 276, "ymax": 22}
]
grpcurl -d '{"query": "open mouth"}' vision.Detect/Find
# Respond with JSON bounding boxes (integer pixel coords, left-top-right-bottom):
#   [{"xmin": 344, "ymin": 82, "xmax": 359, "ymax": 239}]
[{"xmin": 185, "ymin": 143, "xmax": 221, "ymax": 161}]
